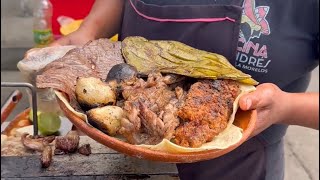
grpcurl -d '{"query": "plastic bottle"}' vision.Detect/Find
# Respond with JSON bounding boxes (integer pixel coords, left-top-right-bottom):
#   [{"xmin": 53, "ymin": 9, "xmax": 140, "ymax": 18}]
[{"xmin": 33, "ymin": 0, "xmax": 53, "ymax": 47}]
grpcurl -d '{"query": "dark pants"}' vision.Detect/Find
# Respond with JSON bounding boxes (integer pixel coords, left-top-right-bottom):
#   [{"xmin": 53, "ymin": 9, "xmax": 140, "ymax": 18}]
[{"xmin": 177, "ymin": 137, "xmax": 285, "ymax": 180}]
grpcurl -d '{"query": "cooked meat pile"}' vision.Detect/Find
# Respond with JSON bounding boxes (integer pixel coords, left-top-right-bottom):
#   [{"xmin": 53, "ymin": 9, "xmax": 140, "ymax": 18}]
[
  {"xmin": 36, "ymin": 39, "xmax": 124, "ymax": 110},
  {"xmin": 119, "ymin": 73, "xmax": 186, "ymax": 145},
  {"xmin": 173, "ymin": 80, "xmax": 240, "ymax": 147},
  {"xmin": 34, "ymin": 37, "xmax": 242, "ymax": 148},
  {"xmin": 119, "ymin": 73, "xmax": 240, "ymax": 147}
]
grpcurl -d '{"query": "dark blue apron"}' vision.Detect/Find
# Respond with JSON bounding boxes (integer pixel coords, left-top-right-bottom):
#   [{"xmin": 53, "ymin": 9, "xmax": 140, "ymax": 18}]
[
  {"xmin": 120, "ymin": 0, "xmax": 243, "ymax": 62},
  {"xmin": 119, "ymin": 0, "xmax": 284, "ymax": 179}
]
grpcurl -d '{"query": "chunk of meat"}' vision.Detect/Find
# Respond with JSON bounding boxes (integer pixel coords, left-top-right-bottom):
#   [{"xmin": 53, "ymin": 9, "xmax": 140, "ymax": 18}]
[
  {"xmin": 41, "ymin": 146, "xmax": 53, "ymax": 168},
  {"xmin": 162, "ymin": 74, "xmax": 186, "ymax": 85},
  {"xmin": 122, "ymin": 73, "xmax": 177, "ymax": 113},
  {"xmin": 78, "ymin": 144, "xmax": 92, "ymax": 156},
  {"xmin": 119, "ymin": 101, "xmax": 144, "ymax": 144},
  {"xmin": 119, "ymin": 73, "xmax": 184, "ymax": 145},
  {"xmin": 138, "ymin": 101, "xmax": 165, "ymax": 136},
  {"xmin": 162, "ymin": 99, "xmax": 180, "ymax": 139},
  {"xmin": 174, "ymin": 80, "xmax": 240, "ymax": 148},
  {"xmin": 174, "ymin": 121, "xmax": 216, "ymax": 148}
]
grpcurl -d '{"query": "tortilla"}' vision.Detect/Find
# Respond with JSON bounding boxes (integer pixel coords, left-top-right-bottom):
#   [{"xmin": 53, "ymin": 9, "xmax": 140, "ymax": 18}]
[{"xmin": 55, "ymin": 83, "xmax": 255, "ymax": 153}]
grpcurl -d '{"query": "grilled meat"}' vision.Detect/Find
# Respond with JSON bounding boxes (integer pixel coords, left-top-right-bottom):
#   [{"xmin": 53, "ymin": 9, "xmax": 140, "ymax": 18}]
[
  {"xmin": 36, "ymin": 39, "xmax": 124, "ymax": 110},
  {"xmin": 41, "ymin": 146, "xmax": 53, "ymax": 168},
  {"xmin": 174, "ymin": 80, "xmax": 240, "ymax": 148},
  {"xmin": 78, "ymin": 144, "xmax": 92, "ymax": 156},
  {"xmin": 119, "ymin": 73, "xmax": 183, "ymax": 145}
]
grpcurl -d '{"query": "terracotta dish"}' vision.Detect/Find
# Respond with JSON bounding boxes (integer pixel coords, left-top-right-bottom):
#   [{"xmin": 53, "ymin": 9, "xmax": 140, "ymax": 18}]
[{"xmin": 57, "ymin": 92, "xmax": 257, "ymax": 163}]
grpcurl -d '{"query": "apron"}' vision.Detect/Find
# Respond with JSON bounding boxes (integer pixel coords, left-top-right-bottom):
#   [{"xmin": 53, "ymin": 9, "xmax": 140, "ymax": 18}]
[
  {"xmin": 119, "ymin": 1, "xmax": 284, "ymax": 179},
  {"xmin": 120, "ymin": 0, "xmax": 242, "ymax": 62}
]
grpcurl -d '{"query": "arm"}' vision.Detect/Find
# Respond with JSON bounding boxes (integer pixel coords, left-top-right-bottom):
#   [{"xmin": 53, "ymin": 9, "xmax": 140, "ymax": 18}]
[
  {"xmin": 239, "ymin": 83, "xmax": 319, "ymax": 137},
  {"xmin": 51, "ymin": 0, "xmax": 125, "ymax": 46},
  {"xmin": 79, "ymin": 0, "xmax": 125, "ymax": 39},
  {"xmin": 281, "ymin": 92, "xmax": 319, "ymax": 129}
]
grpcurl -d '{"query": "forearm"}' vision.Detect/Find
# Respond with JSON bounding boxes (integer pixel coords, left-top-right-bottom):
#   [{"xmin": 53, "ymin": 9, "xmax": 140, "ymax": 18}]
[
  {"xmin": 280, "ymin": 92, "xmax": 319, "ymax": 129},
  {"xmin": 78, "ymin": 0, "xmax": 125, "ymax": 39}
]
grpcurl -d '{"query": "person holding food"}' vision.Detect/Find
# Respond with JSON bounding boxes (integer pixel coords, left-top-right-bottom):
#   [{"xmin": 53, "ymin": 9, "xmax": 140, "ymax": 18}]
[{"xmin": 50, "ymin": 0, "xmax": 319, "ymax": 179}]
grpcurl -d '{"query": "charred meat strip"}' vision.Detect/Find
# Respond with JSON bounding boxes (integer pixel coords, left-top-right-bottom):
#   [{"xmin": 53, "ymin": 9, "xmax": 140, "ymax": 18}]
[{"xmin": 41, "ymin": 146, "xmax": 53, "ymax": 168}]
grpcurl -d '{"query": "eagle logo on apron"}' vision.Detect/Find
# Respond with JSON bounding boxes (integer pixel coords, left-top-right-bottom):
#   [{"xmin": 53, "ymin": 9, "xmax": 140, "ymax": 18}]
[
  {"xmin": 240, "ymin": 0, "xmax": 271, "ymax": 42},
  {"xmin": 236, "ymin": 0, "xmax": 272, "ymax": 74}
]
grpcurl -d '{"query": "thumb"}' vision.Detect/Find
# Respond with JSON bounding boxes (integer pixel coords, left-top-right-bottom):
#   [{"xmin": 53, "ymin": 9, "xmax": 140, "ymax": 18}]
[
  {"xmin": 239, "ymin": 83, "xmax": 278, "ymax": 111},
  {"xmin": 239, "ymin": 92, "xmax": 260, "ymax": 111}
]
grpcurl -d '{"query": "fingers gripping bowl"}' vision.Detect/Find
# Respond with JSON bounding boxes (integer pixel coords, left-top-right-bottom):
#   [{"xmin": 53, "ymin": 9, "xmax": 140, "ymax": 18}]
[{"xmin": 37, "ymin": 37, "xmax": 258, "ymax": 163}]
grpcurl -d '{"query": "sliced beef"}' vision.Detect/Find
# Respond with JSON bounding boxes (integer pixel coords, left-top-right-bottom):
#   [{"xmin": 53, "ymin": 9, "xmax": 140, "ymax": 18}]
[{"xmin": 36, "ymin": 39, "xmax": 124, "ymax": 110}]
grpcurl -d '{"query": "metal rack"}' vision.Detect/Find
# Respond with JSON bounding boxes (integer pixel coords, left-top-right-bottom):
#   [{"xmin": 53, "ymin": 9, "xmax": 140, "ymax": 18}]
[{"xmin": 1, "ymin": 82, "xmax": 38, "ymax": 136}]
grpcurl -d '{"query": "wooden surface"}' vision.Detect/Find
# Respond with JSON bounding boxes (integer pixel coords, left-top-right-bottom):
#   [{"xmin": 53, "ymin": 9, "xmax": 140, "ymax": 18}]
[{"xmin": 1, "ymin": 136, "xmax": 179, "ymax": 179}]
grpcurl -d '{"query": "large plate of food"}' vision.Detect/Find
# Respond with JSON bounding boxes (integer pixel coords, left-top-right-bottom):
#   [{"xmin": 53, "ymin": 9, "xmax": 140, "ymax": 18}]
[{"xmin": 35, "ymin": 36, "xmax": 258, "ymax": 163}]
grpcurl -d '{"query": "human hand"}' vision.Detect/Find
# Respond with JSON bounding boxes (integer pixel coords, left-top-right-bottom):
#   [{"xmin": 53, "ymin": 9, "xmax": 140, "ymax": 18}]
[
  {"xmin": 239, "ymin": 83, "xmax": 288, "ymax": 138},
  {"xmin": 50, "ymin": 29, "xmax": 95, "ymax": 47}
]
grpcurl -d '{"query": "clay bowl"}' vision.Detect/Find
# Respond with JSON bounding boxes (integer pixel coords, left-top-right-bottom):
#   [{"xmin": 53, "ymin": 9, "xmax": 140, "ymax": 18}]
[{"xmin": 57, "ymin": 94, "xmax": 257, "ymax": 163}]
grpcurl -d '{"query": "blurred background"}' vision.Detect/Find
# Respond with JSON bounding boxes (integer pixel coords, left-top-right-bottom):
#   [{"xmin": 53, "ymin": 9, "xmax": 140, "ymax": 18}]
[{"xmin": 1, "ymin": 1, "xmax": 319, "ymax": 180}]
